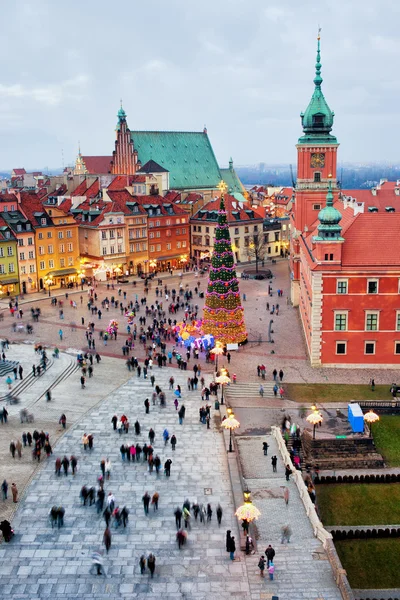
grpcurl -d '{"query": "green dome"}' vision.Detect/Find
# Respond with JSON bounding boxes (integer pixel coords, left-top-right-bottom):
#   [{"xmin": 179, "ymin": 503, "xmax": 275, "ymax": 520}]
[
  {"xmin": 299, "ymin": 37, "xmax": 336, "ymax": 144},
  {"xmin": 118, "ymin": 105, "xmax": 127, "ymax": 120},
  {"xmin": 315, "ymin": 180, "xmax": 343, "ymax": 241}
]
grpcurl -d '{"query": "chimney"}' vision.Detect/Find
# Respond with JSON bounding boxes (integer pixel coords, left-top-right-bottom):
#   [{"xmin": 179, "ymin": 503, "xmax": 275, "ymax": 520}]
[
  {"xmin": 371, "ymin": 187, "xmax": 377, "ymax": 196},
  {"xmin": 395, "ymin": 188, "xmax": 400, "ymax": 196}
]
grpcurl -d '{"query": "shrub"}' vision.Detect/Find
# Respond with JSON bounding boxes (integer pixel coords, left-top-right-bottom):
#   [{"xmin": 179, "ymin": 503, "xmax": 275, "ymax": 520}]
[{"xmin": 360, "ymin": 475, "xmax": 365, "ymax": 483}]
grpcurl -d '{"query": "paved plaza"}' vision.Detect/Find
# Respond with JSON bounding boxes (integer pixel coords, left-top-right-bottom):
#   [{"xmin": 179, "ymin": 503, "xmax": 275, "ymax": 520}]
[{"xmin": 0, "ymin": 367, "xmax": 251, "ymax": 600}]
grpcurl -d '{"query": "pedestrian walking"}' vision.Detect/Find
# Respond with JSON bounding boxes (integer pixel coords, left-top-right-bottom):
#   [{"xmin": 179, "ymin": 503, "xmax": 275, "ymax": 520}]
[
  {"xmin": 174, "ymin": 507, "xmax": 182, "ymax": 529},
  {"xmin": 105, "ymin": 458, "xmax": 112, "ymax": 480},
  {"xmin": 285, "ymin": 464, "xmax": 292, "ymax": 481},
  {"xmin": 170, "ymin": 434, "xmax": 177, "ymax": 450},
  {"xmin": 142, "ymin": 492, "xmax": 150, "ymax": 514},
  {"xmin": 284, "ymin": 487, "xmax": 289, "ymax": 505},
  {"xmin": 273, "ymin": 383, "xmax": 278, "ymax": 397},
  {"xmin": 18, "ymin": 365, "xmax": 23, "ymax": 380},
  {"xmin": 103, "ymin": 526, "xmax": 112, "ymax": 553},
  {"xmin": 263, "ymin": 441, "xmax": 269, "ymax": 455},
  {"xmin": 16, "ymin": 440, "xmax": 22, "ymax": 458},
  {"xmin": 151, "ymin": 492, "xmax": 159, "ymax": 511},
  {"xmin": 259, "ymin": 385, "xmax": 264, "ymax": 397},
  {"xmin": 144, "ymin": 398, "xmax": 150, "ymax": 414},
  {"xmin": 268, "ymin": 562, "xmax": 275, "ymax": 580},
  {"xmin": 90, "ymin": 551, "xmax": 105, "ymax": 576},
  {"xmin": 164, "ymin": 459, "xmax": 172, "ymax": 476},
  {"xmin": 226, "ymin": 530, "xmax": 232, "ymax": 553},
  {"xmin": 140, "ymin": 555, "xmax": 146, "ymax": 574},
  {"xmin": 258, "ymin": 555, "xmax": 266, "ymax": 577},
  {"xmin": 229, "ymin": 535, "xmax": 236, "ymax": 560},
  {"xmin": 59, "ymin": 414, "xmax": 67, "ymax": 429},
  {"xmin": 216, "ymin": 504, "xmax": 223, "ymax": 526},
  {"xmin": 279, "ymin": 369, "xmax": 284, "ymax": 381},
  {"xmin": 147, "ymin": 553, "xmax": 156, "ymax": 578},
  {"xmin": 281, "ymin": 524, "xmax": 292, "ymax": 543},
  {"xmin": 59, "ymin": 329, "xmax": 63, "ymax": 341},
  {"xmin": 9, "ymin": 441, "xmax": 16, "ymax": 459},
  {"xmin": 271, "ymin": 455, "xmax": 277, "ymax": 472},
  {"xmin": 11, "ymin": 482, "xmax": 18, "ymax": 503},
  {"xmin": 272, "ymin": 369, "xmax": 277, "ymax": 381},
  {"xmin": 265, "ymin": 544, "xmax": 275, "ymax": 566},
  {"xmin": 279, "ymin": 386, "xmax": 284, "ymax": 398},
  {"xmin": 1, "ymin": 480, "xmax": 8, "ymax": 501}
]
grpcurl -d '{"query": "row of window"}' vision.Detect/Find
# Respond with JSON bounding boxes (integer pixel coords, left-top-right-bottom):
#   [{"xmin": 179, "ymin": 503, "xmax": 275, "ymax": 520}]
[
  {"xmin": 128, "ymin": 229, "xmax": 147, "ymax": 240},
  {"xmin": 101, "ymin": 229, "xmax": 124, "ymax": 240},
  {"xmin": 150, "ymin": 241, "xmax": 187, "ymax": 253},
  {"xmin": 20, "ymin": 265, "xmax": 36, "ymax": 274},
  {"xmin": 336, "ymin": 341, "xmax": 400, "ymax": 356},
  {"xmin": 193, "ymin": 224, "xmax": 259, "ymax": 234},
  {"xmin": 38, "ymin": 244, "xmax": 73, "ymax": 255},
  {"xmin": 18, "ymin": 238, "xmax": 34, "ymax": 246},
  {"xmin": 39, "ymin": 257, "xmax": 74, "ymax": 270},
  {"xmin": 37, "ymin": 230, "xmax": 73, "ymax": 240},
  {"xmin": 334, "ymin": 311, "xmax": 400, "ymax": 332},
  {"xmin": 337, "ymin": 279, "xmax": 383, "ymax": 295},
  {"xmin": 0, "ymin": 247, "xmax": 14, "ymax": 257},
  {"xmin": 148, "ymin": 218, "xmax": 186, "ymax": 228},
  {"xmin": 149, "ymin": 228, "xmax": 186, "ymax": 238},
  {"xmin": 19, "ymin": 252, "xmax": 35, "ymax": 260},
  {"xmin": 103, "ymin": 243, "xmax": 148, "ymax": 256},
  {"xmin": 0, "ymin": 264, "xmax": 15, "ymax": 274}
]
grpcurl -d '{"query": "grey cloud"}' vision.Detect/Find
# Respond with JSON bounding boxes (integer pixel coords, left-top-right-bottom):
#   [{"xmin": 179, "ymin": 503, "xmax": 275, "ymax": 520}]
[{"xmin": 0, "ymin": 0, "xmax": 398, "ymax": 169}]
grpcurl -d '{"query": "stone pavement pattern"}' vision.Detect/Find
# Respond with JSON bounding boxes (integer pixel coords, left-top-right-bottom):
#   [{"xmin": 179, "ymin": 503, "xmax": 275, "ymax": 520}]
[
  {"xmin": 1, "ymin": 368, "xmax": 250, "ymax": 600},
  {"xmin": 0, "ymin": 345, "xmax": 132, "ymax": 524},
  {"xmin": 237, "ymin": 436, "xmax": 342, "ymax": 600}
]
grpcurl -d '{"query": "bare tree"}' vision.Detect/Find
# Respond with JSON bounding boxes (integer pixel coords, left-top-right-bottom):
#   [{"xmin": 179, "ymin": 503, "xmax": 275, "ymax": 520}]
[{"xmin": 247, "ymin": 232, "xmax": 267, "ymax": 273}]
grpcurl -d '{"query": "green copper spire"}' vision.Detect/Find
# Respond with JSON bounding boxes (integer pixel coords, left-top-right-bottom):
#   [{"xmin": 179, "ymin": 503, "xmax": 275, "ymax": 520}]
[
  {"xmin": 314, "ymin": 177, "xmax": 343, "ymax": 241},
  {"xmin": 299, "ymin": 33, "xmax": 337, "ymax": 145},
  {"xmin": 116, "ymin": 101, "xmax": 127, "ymax": 131}
]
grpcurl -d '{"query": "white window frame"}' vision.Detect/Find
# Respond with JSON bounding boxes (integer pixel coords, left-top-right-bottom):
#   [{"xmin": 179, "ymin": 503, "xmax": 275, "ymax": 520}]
[
  {"xmin": 395, "ymin": 341, "xmax": 400, "ymax": 355},
  {"xmin": 367, "ymin": 279, "xmax": 379, "ymax": 294},
  {"xmin": 364, "ymin": 341, "xmax": 376, "ymax": 355},
  {"xmin": 365, "ymin": 310, "xmax": 379, "ymax": 331},
  {"xmin": 336, "ymin": 279, "xmax": 348, "ymax": 294}
]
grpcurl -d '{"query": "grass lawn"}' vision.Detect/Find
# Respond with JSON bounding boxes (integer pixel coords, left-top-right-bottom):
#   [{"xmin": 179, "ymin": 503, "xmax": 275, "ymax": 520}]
[
  {"xmin": 335, "ymin": 539, "xmax": 400, "ymax": 588},
  {"xmin": 317, "ymin": 483, "xmax": 400, "ymax": 526},
  {"xmin": 286, "ymin": 383, "xmax": 392, "ymax": 404},
  {"xmin": 372, "ymin": 415, "xmax": 400, "ymax": 467}
]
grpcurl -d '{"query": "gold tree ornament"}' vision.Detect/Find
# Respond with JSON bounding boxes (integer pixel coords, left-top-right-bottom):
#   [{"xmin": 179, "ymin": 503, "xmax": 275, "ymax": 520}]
[{"xmin": 217, "ymin": 180, "xmax": 228, "ymax": 195}]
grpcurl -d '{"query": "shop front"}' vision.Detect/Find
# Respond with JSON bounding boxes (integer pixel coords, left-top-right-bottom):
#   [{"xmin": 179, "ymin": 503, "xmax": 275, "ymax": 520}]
[
  {"xmin": 0, "ymin": 277, "xmax": 20, "ymax": 298},
  {"xmin": 40, "ymin": 268, "xmax": 78, "ymax": 291}
]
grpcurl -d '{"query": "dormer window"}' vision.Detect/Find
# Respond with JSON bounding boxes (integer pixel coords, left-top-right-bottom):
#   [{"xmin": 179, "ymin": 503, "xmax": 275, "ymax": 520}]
[
  {"xmin": 314, "ymin": 172, "xmax": 321, "ymax": 183},
  {"xmin": 17, "ymin": 224, "xmax": 22, "ymax": 232},
  {"xmin": 312, "ymin": 114, "xmax": 324, "ymax": 127},
  {"xmin": 41, "ymin": 218, "xmax": 46, "ymax": 225}
]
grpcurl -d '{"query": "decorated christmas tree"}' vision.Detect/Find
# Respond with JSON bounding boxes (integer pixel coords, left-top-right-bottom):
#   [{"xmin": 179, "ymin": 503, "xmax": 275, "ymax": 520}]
[{"xmin": 202, "ymin": 183, "xmax": 247, "ymax": 345}]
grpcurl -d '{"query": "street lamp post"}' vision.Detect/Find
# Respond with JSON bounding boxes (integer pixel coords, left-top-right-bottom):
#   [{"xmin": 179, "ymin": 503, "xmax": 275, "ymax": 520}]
[
  {"xmin": 364, "ymin": 410, "xmax": 380, "ymax": 438},
  {"xmin": 216, "ymin": 372, "xmax": 230, "ymax": 405},
  {"xmin": 44, "ymin": 276, "xmax": 54, "ymax": 297},
  {"xmin": 306, "ymin": 408, "xmax": 323, "ymax": 440},
  {"xmin": 235, "ymin": 489, "xmax": 261, "ymax": 527},
  {"xmin": 222, "ymin": 411, "xmax": 240, "ymax": 452},
  {"xmin": 210, "ymin": 343, "xmax": 224, "ymax": 373}
]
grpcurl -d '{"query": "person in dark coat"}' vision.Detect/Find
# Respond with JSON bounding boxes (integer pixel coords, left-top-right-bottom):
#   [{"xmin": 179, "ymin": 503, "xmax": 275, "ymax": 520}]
[
  {"xmin": 174, "ymin": 507, "xmax": 182, "ymax": 529},
  {"xmin": 164, "ymin": 459, "xmax": 172, "ymax": 476},
  {"xmin": 134, "ymin": 420, "xmax": 141, "ymax": 435},
  {"xmin": 61, "ymin": 455, "xmax": 70, "ymax": 476},
  {"xmin": 111, "ymin": 415, "xmax": 118, "ymax": 430},
  {"xmin": 229, "ymin": 536, "xmax": 236, "ymax": 560},
  {"xmin": 144, "ymin": 398, "xmax": 150, "ymax": 414},
  {"xmin": 103, "ymin": 526, "xmax": 111, "ymax": 553},
  {"xmin": 147, "ymin": 554, "xmax": 156, "ymax": 578},
  {"xmin": 226, "ymin": 530, "xmax": 232, "ymax": 553},
  {"xmin": 103, "ymin": 507, "xmax": 111, "ymax": 527},
  {"xmin": 265, "ymin": 544, "xmax": 275, "ymax": 567}
]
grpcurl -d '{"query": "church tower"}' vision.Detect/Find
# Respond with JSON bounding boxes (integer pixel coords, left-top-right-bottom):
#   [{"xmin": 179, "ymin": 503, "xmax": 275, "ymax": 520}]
[
  {"xmin": 295, "ymin": 33, "xmax": 339, "ymax": 233},
  {"xmin": 111, "ymin": 104, "xmax": 138, "ymax": 175},
  {"xmin": 290, "ymin": 34, "xmax": 339, "ymax": 305}
]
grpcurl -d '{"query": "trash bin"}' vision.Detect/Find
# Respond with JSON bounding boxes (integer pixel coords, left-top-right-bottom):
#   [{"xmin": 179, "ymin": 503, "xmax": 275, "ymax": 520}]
[{"xmin": 214, "ymin": 400, "xmax": 220, "ymax": 410}]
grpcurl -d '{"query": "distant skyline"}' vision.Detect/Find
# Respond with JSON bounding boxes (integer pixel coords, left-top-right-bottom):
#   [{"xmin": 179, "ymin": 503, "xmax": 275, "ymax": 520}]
[{"xmin": 1, "ymin": 0, "xmax": 399, "ymax": 169}]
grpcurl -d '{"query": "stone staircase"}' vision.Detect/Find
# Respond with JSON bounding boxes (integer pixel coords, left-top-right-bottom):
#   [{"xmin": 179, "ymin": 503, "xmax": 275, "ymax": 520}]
[
  {"xmin": 225, "ymin": 381, "xmax": 276, "ymax": 400},
  {"xmin": 301, "ymin": 429, "xmax": 385, "ymax": 470},
  {"xmin": 0, "ymin": 360, "xmax": 19, "ymax": 377}
]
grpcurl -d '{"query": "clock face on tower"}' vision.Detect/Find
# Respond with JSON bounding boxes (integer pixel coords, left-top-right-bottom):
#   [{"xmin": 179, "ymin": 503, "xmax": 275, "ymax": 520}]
[{"xmin": 310, "ymin": 152, "xmax": 325, "ymax": 168}]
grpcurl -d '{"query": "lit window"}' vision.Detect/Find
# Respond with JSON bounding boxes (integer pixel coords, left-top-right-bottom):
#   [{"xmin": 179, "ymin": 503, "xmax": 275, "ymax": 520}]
[{"xmin": 59, "ymin": 258, "xmax": 65, "ymax": 267}]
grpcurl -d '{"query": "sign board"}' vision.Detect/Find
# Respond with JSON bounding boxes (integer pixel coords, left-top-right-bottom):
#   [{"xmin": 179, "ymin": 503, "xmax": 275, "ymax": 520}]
[{"xmin": 226, "ymin": 343, "xmax": 239, "ymax": 351}]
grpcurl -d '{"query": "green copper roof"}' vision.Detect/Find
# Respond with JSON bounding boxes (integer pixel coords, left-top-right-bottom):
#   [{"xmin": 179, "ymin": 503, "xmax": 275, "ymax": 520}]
[
  {"xmin": 220, "ymin": 158, "xmax": 245, "ymax": 194},
  {"xmin": 298, "ymin": 36, "xmax": 337, "ymax": 145},
  {"xmin": 116, "ymin": 104, "xmax": 127, "ymax": 131},
  {"xmin": 314, "ymin": 179, "xmax": 343, "ymax": 241},
  {"xmin": 131, "ymin": 131, "xmax": 222, "ymax": 190}
]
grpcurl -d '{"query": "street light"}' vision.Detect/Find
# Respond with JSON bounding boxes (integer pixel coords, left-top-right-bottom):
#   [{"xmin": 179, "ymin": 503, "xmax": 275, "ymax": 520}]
[
  {"xmin": 210, "ymin": 343, "xmax": 224, "ymax": 373},
  {"xmin": 364, "ymin": 410, "xmax": 380, "ymax": 438},
  {"xmin": 222, "ymin": 411, "xmax": 240, "ymax": 452},
  {"xmin": 306, "ymin": 409, "xmax": 323, "ymax": 440},
  {"xmin": 235, "ymin": 489, "xmax": 261, "ymax": 526},
  {"xmin": 44, "ymin": 276, "xmax": 54, "ymax": 297},
  {"xmin": 216, "ymin": 372, "xmax": 230, "ymax": 405}
]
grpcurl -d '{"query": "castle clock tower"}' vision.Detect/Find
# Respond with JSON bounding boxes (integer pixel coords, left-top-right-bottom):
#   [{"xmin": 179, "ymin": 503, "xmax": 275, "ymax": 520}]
[
  {"xmin": 290, "ymin": 34, "xmax": 339, "ymax": 305},
  {"xmin": 111, "ymin": 104, "xmax": 138, "ymax": 175}
]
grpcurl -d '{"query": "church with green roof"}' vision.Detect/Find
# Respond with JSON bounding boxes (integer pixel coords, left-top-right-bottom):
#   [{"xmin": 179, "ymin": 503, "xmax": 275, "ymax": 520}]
[{"xmin": 75, "ymin": 107, "xmax": 244, "ymax": 199}]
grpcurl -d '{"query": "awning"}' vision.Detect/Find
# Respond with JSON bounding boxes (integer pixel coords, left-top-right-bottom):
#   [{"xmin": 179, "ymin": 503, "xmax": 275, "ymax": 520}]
[
  {"xmin": 46, "ymin": 268, "xmax": 77, "ymax": 277},
  {"xmin": 0, "ymin": 278, "xmax": 19, "ymax": 285},
  {"xmin": 154, "ymin": 255, "xmax": 182, "ymax": 261}
]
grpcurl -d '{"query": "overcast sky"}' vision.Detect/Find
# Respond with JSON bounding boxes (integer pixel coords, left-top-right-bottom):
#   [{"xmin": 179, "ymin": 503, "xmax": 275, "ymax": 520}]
[{"xmin": 1, "ymin": 0, "xmax": 399, "ymax": 170}]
